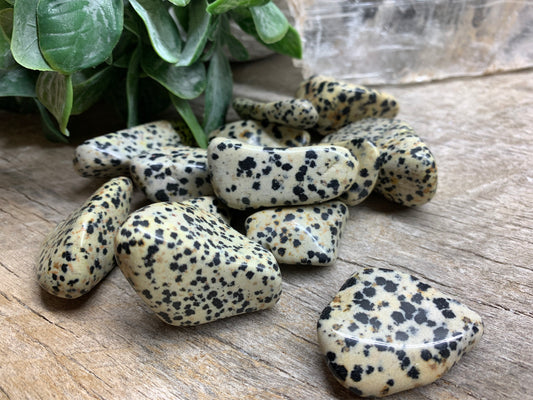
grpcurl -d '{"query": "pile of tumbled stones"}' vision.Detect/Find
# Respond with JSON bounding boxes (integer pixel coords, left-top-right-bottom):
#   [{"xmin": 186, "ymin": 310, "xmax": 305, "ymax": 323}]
[{"xmin": 37, "ymin": 75, "xmax": 483, "ymax": 398}]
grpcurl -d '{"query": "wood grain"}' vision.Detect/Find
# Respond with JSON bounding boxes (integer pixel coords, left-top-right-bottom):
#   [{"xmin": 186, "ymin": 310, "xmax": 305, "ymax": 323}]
[{"xmin": 0, "ymin": 57, "xmax": 531, "ymax": 399}]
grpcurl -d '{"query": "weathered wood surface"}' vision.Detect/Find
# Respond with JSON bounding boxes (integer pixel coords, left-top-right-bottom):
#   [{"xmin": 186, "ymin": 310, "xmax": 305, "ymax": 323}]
[{"xmin": 0, "ymin": 56, "xmax": 532, "ymax": 400}]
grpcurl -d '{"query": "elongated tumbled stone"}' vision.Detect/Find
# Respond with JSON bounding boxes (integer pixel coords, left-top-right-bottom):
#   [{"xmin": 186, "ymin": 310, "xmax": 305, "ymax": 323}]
[
  {"xmin": 181, "ymin": 196, "xmax": 231, "ymax": 225},
  {"xmin": 37, "ymin": 177, "xmax": 133, "ymax": 298},
  {"xmin": 245, "ymin": 200, "xmax": 349, "ymax": 266},
  {"xmin": 73, "ymin": 121, "xmax": 182, "ymax": 178},
  {"xmin": 317, "ymin": 268, "xmax": 484, "ymax": 397},
  {"xmin": 232, "ymin": 97, "xmax": 319, "ymax": 129},
  {"xmin": 326, "ymin": 138, "xmax": 381, "ymax": 206},
  {"xmin": 323, "ymin": 119, "xmax": 437, "ymax": 206},
  {"xmin": 296, "ymin": 75, "xmax": 399, "ymax": 135},
  {"xmin": 208, "ymin": 138, "xmax": 358, "ymax": 210},
  {"xmin": 114, "ymin": 202, "xmax": 282, "ymax": 326},
  {"xmin": 129, "ymin": 146, "xmax": 212, "ymax": 203},
  {"xmin": 208, "ymin": 120, "xmax": 311, "ymax": 147}
]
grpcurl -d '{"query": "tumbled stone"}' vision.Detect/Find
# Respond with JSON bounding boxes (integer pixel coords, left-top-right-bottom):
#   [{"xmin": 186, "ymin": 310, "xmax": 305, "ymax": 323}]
[
  {"xmin": 207, "ymin": 138, "xmax": 358, "ymax": 210},
  {"xmin": 325, "ymin": 138, "xmax": 381, "ymax": 206},
  {"xmin": 181, "ymin": 196, "xmax": 231, "ymax": 225},
  {"xmin": 208, "ymin": 120, "xmax": 311, "ymax": 147},
  {"xmin": 37, "ymin": 177, "xmax": 133, "ymax": 299},
  {"xmin": 232, "ymin": 97, "xmax": 319, "ymax": 129},
  {"xmin": 73, "ymin": 121, "xmax": 182, "ymax": 178},
  {"xmin": 114, "ymin": 202, "xmax": 282, "ymax": 326},
  {"xmin": 323, "ymin": 118, "xmax": 437, "ymax": 206},
  {"xmin": 245, "ymin": 200, "xmax": 349, "ymax": 266},
  {"xmin": 317, "ymin": 267, "xmax": 484, "ymax": 397},
  {"xmin": 129, "ymin": 146, "xmax": 212, "ymax": 203},
  {"xmin": 296, "ymin": 75, "xmax": 399, "ymax": 135}
]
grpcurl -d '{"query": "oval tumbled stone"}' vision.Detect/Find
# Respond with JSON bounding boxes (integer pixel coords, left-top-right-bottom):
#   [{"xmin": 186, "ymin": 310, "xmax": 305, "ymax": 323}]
[
  {"xmin": 317, "ymin": 268, "xmax": 484, "ymax": 397},
  {"xmin": 232, "ymin": 97, "xmax": 319, "ymax": 129},
  {"xmin": 208, "ymin": 120, "xmax": 311, "ymax": 147},
  {"xmin": 129, "ymin": 146, "xmax": 213, "ymax": 203},
  {"xmin": 73, "ymin": 120, "xmax": 182, "ymax": 178},
  {"xmin": 245, "ymin": 200, "xmax": 349, "ymax": 266},
  {"xmin": 37, "ymin": 177, "xmax": 133, "ymax": 298},
  {"xmin": 114, "ymin": 202, "xmax": 282, "ymax": 326},
  {"xmin": 208, "ymin": 138, "xmax": 358, "ymax": 210},
  {"xmin": 296, "ymin": 75, "xmax": 399, "ymax": 135},
  {"xmin": 323, "ymin": 118, "xmax": 437, "ymax": 206}
]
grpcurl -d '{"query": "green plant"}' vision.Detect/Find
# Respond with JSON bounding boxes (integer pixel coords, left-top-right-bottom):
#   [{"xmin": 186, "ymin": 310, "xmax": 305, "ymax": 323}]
[{"xmin": 0, "ymin": 0, "xmax": 301, "ymax": 147}]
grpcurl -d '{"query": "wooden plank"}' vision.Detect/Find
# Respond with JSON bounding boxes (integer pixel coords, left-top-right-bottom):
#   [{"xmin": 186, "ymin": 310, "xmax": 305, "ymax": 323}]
[{"xmin": 0, "ymin": 59, "xmax": 531, "ymax": 399}]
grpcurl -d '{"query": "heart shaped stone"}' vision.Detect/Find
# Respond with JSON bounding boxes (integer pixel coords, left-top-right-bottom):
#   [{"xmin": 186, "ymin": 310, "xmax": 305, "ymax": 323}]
[
  {"xmin": 245, "ymin": 200, "xmax": 349, "ymax": 266},
  {"xmin": 73, "ymin": 121, "xmax": 182, "ymax": 178},
  {"xmin": 317, "ymin": 268, "xmax": 484, "ymax": 397},
  {"xmin": 129, "ymin": 146, "xmax": 213, "ymax": 203},
  {"xmin": 37, "ymin": 177, "xmax": 133, "ymax": 298},
  {"xmin": 208, "ymin": 138, "xmax": 358, "ymax": 210},
  {"xmin": 114, "ymin": 202, "xmax": 282, "ymax": 326}
]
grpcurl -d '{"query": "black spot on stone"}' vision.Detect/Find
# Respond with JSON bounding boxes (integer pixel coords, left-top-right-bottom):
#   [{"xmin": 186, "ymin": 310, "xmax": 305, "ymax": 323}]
[
  {"xmin": 407, "ymin": 366, "xmax": 420, "ymax": 379},
  {"xmin": 433, "ymin": 297, "xmax": 450, "ymax": 310},
  {"xmin": 350, "ymin": 365, "xmax": 364, "ymax": 382},
  {"xmin": 420, "ymin": 349, "xmax": 432, "ymax": 361},
  {"xmin": 320, "ymin": 305, "xmax": 332, "ymax": 320},
  {"xmin": 329, "ymin": 362, "xmax": 348, "ymax": 381}
]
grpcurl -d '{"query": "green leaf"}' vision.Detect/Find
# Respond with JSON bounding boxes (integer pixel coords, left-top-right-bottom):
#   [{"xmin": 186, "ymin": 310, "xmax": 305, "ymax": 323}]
[
  {"xmin": 206, "ymin": 0, "xmax": 269, "ymax": 15},
  {"xmin": 10, "ymin": 0, "xmax": 52, "ymax": 71},
  {"xmin": 202, "ymin": 41, "xmax": 232, "ymax": 135},
  {"xmin": 0, "ymin": 11, "xmax": 13, "ymax": 69},
  {"xmin": 36, "ymin": 71, "xmax": 73, "ymax": 135},
  {"xmin": 176, "ymin": 0, "xmax": 211, "ymax": 66},
  {"xmin": 36, "ymin": 0, "xmax": 123, "ymax": 74},
  {"xmin": 1, "ymin": 0, "xmax": 13, "ymax": 6},
  {"xmin": 249, "ymin": 3, "xmax": 288, "ymax": 44},
  {"xmin": 129, "ymin": 0, "xmax": 181, "ymax": 63},
  {"xmin": 71, "ymin": 66, "xmax": 118, "ymax": 115},
  {"xmin": 230, "ymin": 8, "xmax": 301, "ymax": 58},
  {"xmin": 170, "ymin": 94, "xmax": 207, "ymax": 148},
  {"xmin": 218, "ymin": 13, "xmax": 248, "ymax": 61},
  {"xmin": 224, "ymin": 33, "xmax": 249, "ymax": 61},
  {"xmin": 0, "ymin": 65, "xmax": 36, "ymax": 97},
  {"xmin": 167, "ymin": 0, "xmax": 190, "ymax": 6},
  {"xmin": 34, "ymin": 99, "xmax": 69, "ymax": 143},
  {"xmin": 126, "ymin": 45, "xmax": 141, "ymax": 127},
  {"xmin": 141, "ymin": 46, "xmax": 206, "ymax": 99},
  {"xmin": 0, "ymin": 7, "xmax": 13, "ymax": 38},
  {"xmin": 263, "ymin": 25, "xmax": 301, "ymax": 59}
]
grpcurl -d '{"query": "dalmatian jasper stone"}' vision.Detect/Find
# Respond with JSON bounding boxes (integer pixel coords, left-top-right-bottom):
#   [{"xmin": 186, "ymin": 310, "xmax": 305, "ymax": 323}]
[
  {"xmin": 317, "ymin": 268, "xmax": 484, "ymax": 397},
  {"xmin": 325, "ymin": 138, "xmax": 381, "ymax": 206},
  {"xmin": 37, "ymin": 177, "xmax": 133, "ymax": 299},
  {"xmin": 208, "ymin": 120, "xmax": 311, "ymax": 148},
  {"xmin": 323, "ymin": 118, "xmax": 437, "ymax": 206},
  {"xmin": 232, "ymin": 97, "xmax": 319, "ymax": 130},
  {"xmin": 73, "ymin": 121, "xmax": 182, "ymax": 178},
  {"xmin": 207, "ymin": 138, "xmax": 358, "ymax": 210},
  {"xmin": 296, "ymin": 75, "xmax": 399, "ymax": 135},
  {"xmin": 181, "ymin": 196, "xmax": 231, "ymax": 225},
  {"xmin": 245, "ymin": 200, "xmax": 349, "ymax": 266},
  {"xmin": 114, "ymin": 202, "xmax": 282, "ymax": 326},
  {"xmin": 129, "ymin": 146, "xmax": 213, "ymax": 203}
]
